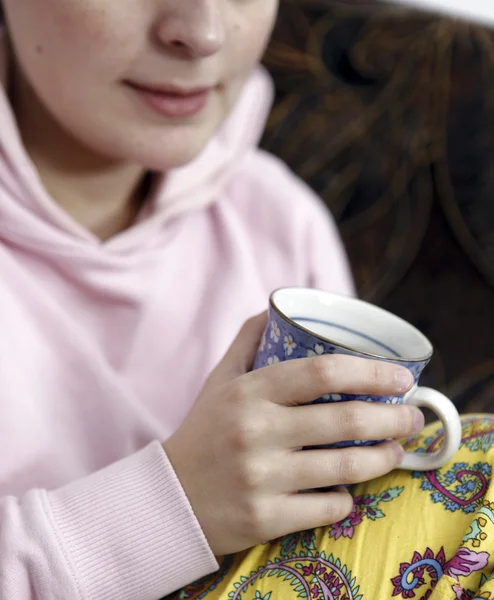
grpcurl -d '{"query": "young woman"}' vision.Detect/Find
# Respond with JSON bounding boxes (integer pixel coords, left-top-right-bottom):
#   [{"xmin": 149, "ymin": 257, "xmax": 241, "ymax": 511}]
[{"xmin": 0, "ymin": 1, "xmax": 492, "ymax": 599}]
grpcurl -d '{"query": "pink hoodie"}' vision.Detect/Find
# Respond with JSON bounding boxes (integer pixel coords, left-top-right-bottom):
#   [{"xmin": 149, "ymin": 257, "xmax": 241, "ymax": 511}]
[{"xmin": 0, "ymin": 37, "xmax": 354, "ymax": 600}]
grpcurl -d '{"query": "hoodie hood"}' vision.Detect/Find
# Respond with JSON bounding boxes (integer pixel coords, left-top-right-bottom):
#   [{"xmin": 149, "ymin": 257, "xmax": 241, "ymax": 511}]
[{"xmin": 0, "ymin": 31, "xmax": 274, "ymax": 257}]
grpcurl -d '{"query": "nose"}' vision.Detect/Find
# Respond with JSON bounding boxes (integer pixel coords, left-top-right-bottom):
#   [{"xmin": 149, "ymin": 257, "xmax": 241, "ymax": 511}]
[{"xmin": 154, "ymin": 0, "xmax": 225, "ymax": 59}]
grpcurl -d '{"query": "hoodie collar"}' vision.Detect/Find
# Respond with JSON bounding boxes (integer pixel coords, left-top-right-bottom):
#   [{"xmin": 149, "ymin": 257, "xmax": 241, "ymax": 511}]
[{"xmin": 0, "ymin": 30, "xmax": 274, "ymax": 256}]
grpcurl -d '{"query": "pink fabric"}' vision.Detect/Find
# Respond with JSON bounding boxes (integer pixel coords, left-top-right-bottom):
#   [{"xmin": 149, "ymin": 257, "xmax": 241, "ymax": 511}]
[{"xmin": 0, "ymin": 36, "xmax": 354, "ymax": 600}]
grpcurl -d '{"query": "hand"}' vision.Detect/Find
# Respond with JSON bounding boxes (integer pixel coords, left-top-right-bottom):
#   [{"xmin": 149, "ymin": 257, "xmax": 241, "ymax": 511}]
[{"xmin": 163, "ymin": 313, "xmax": 423, "ymax": 556}]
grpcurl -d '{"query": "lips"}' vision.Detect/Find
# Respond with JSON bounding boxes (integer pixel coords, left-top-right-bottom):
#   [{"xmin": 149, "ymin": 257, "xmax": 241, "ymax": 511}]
[{"xmin": 126, "ymin": 81, "xmax": 213, "ymax": 118}]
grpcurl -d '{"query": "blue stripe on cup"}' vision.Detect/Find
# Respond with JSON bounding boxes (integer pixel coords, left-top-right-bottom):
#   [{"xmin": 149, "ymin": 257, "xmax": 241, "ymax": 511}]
[{"xmin": 291, "ymin": 316, "xmax": 401, "ymax": 358}]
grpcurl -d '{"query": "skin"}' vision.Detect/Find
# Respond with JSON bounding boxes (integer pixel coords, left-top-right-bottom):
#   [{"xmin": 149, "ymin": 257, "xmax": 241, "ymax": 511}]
[
  {"xmin": 1, "ymin": 2, "xmax": 425, "ymax": 558},
  {"xmin": 165, "ymin": 314, "xmax": 424, "ymax": 556},
  {"xmin": 2, "ymin": 0, "xmax": 278, "ymax": 237}
]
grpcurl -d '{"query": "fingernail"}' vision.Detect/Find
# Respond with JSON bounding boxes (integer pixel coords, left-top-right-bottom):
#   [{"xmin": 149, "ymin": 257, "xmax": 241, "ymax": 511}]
[
  {"xmin": 395, "ymin": 368, "xmax": 413, "ymax": 393},
  {"xmin": 392, "ymin": 441, "xmax": 405, "ymax": 463},
  {"xmin": 411, "ymin": 407, "xmax": 425, "ymax": 433}
]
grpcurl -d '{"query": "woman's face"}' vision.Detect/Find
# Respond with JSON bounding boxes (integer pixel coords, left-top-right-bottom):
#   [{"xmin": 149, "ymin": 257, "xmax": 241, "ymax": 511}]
[{"xmin": 2, "ymin": 0, "xmax": 278, "ymax": 169}]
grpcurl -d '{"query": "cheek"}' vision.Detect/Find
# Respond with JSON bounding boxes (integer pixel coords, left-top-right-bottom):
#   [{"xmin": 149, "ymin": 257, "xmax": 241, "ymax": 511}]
[
  {"xmin": 6, "ymin": 0, "xmax": 141, "ymax": 82},
  {"xmin": 228, "ymin": 0, "xmax": 278, "ymax": 71}
]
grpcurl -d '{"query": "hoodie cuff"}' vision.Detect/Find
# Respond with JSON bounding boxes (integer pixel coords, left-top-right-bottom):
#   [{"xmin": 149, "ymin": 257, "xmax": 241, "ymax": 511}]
[{"xmin": 45, "ymin": 441, "xmax": 219, "ymax": 600}]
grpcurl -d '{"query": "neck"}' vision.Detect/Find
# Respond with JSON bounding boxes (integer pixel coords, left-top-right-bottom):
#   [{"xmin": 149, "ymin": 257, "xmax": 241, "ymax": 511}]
[{"xmin": 11, "ymin": 65, "xmax": 148, "ymax": 241}]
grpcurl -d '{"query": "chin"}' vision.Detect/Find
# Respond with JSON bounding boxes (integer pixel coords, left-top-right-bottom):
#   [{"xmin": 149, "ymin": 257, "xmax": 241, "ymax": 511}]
[
  {"xmin": 122, "ymin": 99, "xmax": 231, "ymax": 171},
  {"xmin": 138, "ymin": 138, "xmax": 212, "ymax": 171},
  {"xmin": 88, "ymin": 120, "xmax": 223, "ymax": 171}
]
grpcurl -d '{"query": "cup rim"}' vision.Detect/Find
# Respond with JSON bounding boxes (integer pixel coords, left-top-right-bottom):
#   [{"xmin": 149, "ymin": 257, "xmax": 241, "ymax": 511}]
[{"xmin": 269, "ymin": 287, "xmax": 433, "ymax": 363}]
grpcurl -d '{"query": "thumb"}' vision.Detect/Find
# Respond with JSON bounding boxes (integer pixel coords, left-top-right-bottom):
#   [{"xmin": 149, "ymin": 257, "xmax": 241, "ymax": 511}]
[{"xmin": 207, "ymin": 312, "xmax": 268, "ymax": 386}]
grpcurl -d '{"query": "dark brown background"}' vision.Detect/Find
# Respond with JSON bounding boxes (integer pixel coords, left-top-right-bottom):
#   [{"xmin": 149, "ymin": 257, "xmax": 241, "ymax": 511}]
[{"xmin": 261, "ymin": 0, "xmax": 494, "ymax": 415}]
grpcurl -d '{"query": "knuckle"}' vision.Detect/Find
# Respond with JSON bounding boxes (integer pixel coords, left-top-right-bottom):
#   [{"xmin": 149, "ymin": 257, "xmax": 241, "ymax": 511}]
[
  {"xmin": 243, "ymin": 316, "xmax": 257, "ymax": 330},
  {"xmin": 233, "ymin": 415, "xmax": 268, "ymax": 451},
  {"xmin": 237, "ymin": 458, "xmax": 270, "ymax": 492},
  {"xmin": 337, "ymin": 450, "xmax": 361, "ymax": 484},
  {"xmin": 239, "ymin": 498, "xmax": 269, "ymax": 538},
  {"xmin": 367, "ymin": 361, "xmax": 387, "ymax": 389},
  {"xmin": 248, "ymin": 312, "xmax": 266, "ymax": 328},
  {"xmin": 338, "ymin": 404, "xmax": 367, "ymax": 439},
  {"xmin": 241, "ymin": 316, "xmax": 261, "ymax": 339},
  {"xmin": 308, "ymin": 356, "xmax": 336, "ymax": 389},
  {"xmin": 227, "ymin": 381, "xmax": 251, "ymax": 407}
]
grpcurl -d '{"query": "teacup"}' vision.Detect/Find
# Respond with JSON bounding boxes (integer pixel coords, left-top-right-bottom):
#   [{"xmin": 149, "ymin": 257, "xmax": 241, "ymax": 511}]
[{"xmin": 253, "ymin": 287, "xmax": 462, "ymax": 471}]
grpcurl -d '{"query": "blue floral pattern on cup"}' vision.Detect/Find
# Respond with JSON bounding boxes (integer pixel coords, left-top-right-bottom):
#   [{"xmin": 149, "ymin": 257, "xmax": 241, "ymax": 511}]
[{"xmin": 253, "ymin": 307, "xmax": 428, "ymax": 449}]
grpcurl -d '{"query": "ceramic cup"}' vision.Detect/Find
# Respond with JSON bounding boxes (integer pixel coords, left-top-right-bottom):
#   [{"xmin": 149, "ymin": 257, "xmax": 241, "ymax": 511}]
[{"xmin": 253, "ymin": 287, "xmax": 462, "ymax": 471}]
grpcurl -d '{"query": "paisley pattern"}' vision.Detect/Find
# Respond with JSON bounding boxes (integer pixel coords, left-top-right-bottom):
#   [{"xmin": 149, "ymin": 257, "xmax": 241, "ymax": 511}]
[
  {"xmin": 391, "ymin": 546, "xmax": 489, "ymax": 598},
  {"xmin": 221, "ymin": 552, "xmax": 363, "ymax": 600},
  {"xmin": 328, "ymin": 486, "xmax": 404, "ymax": 540},
  {"xmin": 177, "ymin": 550, "xmax": 363, "ymax": 600},
  {"xmin": 463, "ymin": 499, "xmax": 494, "ymax": 548},
  {"xmin": 408, "ymin": 418, "xmax": 494, "ymax": 513},
  {"xmin": 166, "ymin": 416, "xmax": 494, "ymax": 600}
]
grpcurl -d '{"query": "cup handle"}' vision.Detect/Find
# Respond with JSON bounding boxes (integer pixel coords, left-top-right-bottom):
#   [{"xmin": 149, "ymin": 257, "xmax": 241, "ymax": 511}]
[{"xmin": 399, "ymin": 386, "xmax": 462, "ymax": 471}]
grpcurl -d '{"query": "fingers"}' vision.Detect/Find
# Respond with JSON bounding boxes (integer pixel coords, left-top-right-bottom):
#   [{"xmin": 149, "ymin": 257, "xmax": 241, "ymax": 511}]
[
  {"xmin": 270, "ymin": 489, "xmax": 354, "ymax": 537},
  {"xmin": 282, "ymin": 442, "xmax": 404, "ymax": 492},
  {"xmin": 208, "ymin": 312, "xmax": 268, "ymax": 385},
  {"xmin": 280, "ymin": 401, "xmax": 425, "ymax": 448},
  {"xmin": 251, "ymin": 354, "xmax": 414, "ymax": 406}
]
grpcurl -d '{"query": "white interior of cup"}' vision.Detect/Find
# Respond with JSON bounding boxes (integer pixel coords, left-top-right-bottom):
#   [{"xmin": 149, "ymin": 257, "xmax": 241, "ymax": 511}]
[{"xmin": 271, "ymin": 288, "xmax": 433, "ymax": 362}]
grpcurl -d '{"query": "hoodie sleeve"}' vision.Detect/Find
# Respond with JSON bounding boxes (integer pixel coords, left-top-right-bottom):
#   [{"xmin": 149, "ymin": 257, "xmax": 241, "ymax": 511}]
[{"xmin": 0, "ymin": 441, "xmax": 218, "ymax": 600}]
